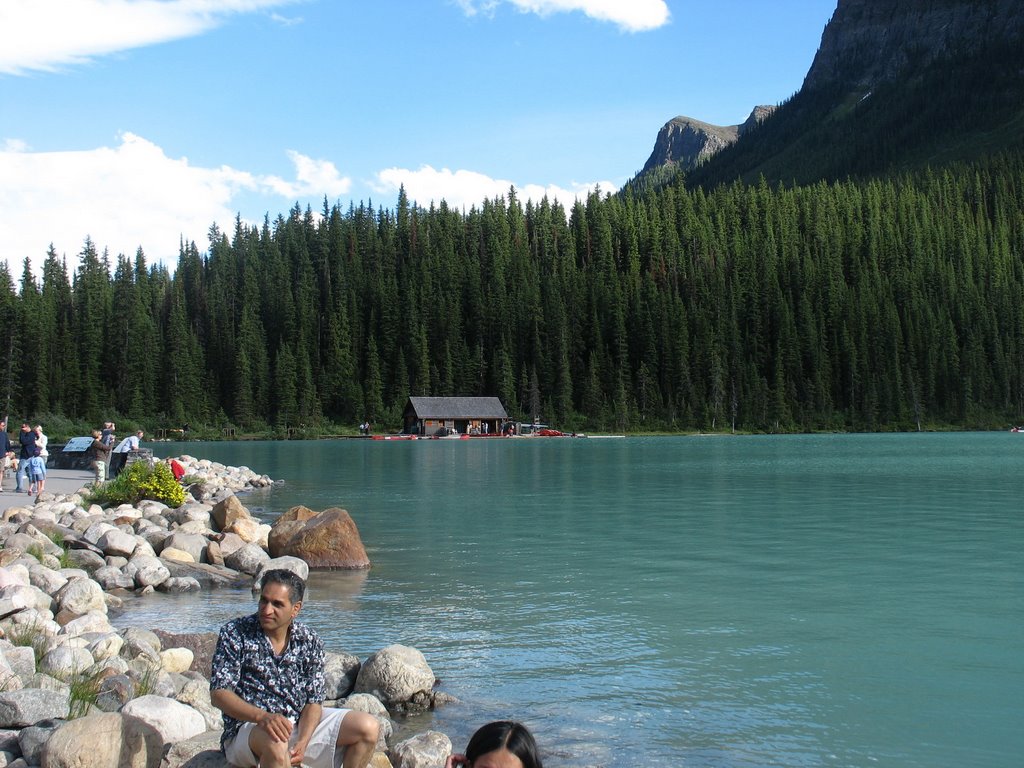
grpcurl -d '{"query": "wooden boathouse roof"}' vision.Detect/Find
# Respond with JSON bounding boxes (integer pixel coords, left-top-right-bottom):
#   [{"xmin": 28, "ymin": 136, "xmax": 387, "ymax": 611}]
[{"xmin": 405, "ymin": 396, "xmax": 509, "ymax": 419}]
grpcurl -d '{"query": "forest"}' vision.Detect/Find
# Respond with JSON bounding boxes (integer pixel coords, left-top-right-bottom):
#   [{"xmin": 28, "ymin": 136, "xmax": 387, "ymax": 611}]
[{"xmin": 3, "ymin": 151, "xmax": 1024, "ymax": 436}]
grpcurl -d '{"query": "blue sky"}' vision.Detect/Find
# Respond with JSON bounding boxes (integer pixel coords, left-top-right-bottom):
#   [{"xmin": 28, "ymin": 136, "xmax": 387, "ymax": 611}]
[{"xmin": 0, "ymin": 0, "xmax": 837, "ymax": 275}]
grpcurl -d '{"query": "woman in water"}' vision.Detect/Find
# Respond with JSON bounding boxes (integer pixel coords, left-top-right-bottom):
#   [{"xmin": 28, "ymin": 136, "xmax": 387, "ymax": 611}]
[{"xmin": 445, "ymin": 721, "xmax": 543, "ymax": 768}]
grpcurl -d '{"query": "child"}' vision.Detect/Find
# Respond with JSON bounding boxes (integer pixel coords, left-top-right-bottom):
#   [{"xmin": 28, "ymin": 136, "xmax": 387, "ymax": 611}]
[{"xmin": 26, "ymin": 449, "xmax": 46, "ymax": 495}]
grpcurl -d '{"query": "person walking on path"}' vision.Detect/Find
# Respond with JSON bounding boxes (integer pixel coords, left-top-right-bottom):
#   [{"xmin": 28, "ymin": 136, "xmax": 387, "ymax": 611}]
[
  {"xmin": 15, "ymin": 423, "xmax": 37, "ymax": 493},
  {"xmin": 210, "ymin": 569, "xmax": 380, "ymax": 768}
]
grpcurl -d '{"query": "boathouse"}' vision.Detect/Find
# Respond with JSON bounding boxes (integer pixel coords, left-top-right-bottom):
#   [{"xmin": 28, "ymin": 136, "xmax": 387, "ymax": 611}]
[{"xmin": 402, "ymin": 396, "xmax": 509, "ymax": 436}]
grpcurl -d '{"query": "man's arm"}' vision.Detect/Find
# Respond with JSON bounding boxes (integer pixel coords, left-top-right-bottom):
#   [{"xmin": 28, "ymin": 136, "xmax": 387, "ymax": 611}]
[{"xmin": 210, "ymin": 687, "xmax": 294, "ymax": 744}]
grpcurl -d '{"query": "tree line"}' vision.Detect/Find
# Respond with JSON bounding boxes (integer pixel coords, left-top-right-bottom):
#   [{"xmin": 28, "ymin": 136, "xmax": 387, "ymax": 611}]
[{"xmin": 3, "ymin": 152, "xmax": 1024, "ymax": 434}]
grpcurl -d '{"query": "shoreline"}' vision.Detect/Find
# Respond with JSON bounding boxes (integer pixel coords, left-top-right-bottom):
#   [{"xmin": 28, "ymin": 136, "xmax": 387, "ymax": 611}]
[{"xmin": 0, "ymin": 456, "xmax": 456, "ymax": 768}]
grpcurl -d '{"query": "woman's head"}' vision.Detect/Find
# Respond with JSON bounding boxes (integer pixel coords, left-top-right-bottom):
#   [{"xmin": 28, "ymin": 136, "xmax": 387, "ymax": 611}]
[{"xmin": 465, "ymin": 721, "xmax": 542, "ymax": 768}]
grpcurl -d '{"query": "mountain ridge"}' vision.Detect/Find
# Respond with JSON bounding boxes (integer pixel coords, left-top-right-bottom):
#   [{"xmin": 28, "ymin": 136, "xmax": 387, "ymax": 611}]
[{"xmin": 633, "ymin": 0, "xmax": 1024, "ymax": 190}]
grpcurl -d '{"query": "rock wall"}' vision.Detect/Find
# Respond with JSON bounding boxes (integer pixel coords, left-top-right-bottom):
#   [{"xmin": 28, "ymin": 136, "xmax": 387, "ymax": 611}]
[{"xmin": 802, "ymin": 0, "xmax": 1024, "ymax": 91}]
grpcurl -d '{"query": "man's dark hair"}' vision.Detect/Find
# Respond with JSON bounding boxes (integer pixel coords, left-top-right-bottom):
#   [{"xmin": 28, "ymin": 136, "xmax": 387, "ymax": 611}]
[{"xmin": 260, "ymin": 569, "xmax": 306, "ymax": 604}]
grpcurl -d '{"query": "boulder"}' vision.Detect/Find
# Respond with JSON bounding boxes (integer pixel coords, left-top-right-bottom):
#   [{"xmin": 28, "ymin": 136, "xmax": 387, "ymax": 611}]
[
  {"xmin": 56, "ymin": 576, "xmax": 106, "ymax": 616},
  {"xmin": 39, "ymin": 711, "xmax": 164, "ymax": 768},
  {"xmin": 253, "ymin": 556, "xmax": 309, "ymax": 587},
  {"xmin": 174, "ymin": 679, "xmax": 222, "ymax": 732},
  {"xmin": 159, "ymin": 548, "xmax": 196, "ymax": 564},
  {"xmin": 323, "ymin": 651, "xmax": 360, "ymax": 700},
  {"xmin": 281, "ymin": 508, "xmax": 371, "ymax": 569},
  {"xmin": 391, "ymin": 731, "xmax": 452, "ymax": 768},
  {"xmin": 211, "ymin": 496, "xmax": 251, "ymax": 532},
  {"xmin": 354, "ymin": 645, "xmax": 435, "ymax": 705},
  {"xmin": 20, "ymin": 717, "xmax": 64, "ymax": 764},
  {"xmin": 223, "ymin": 519, "xmax": 269, "ymax": 547},
  {"xmin": 0, "ymin": 689, "xmax": 70, "ymax": 727},
  {"xmin": 267, "ymin": 506, "xmax": 319, "ymax": 558},
  {"xmin": 121, "ymin": 695, "xmax": 206, "ymax": 745},
  {"xmin": 95, "ymin": 530, "xmax": 139, "ymax": 559},
  {"xmin": 161, "ymin": 533, "xmax": 207, "ymax": 564},
  {"xmin": 153, "ymin": 631, "xmax": 217, "ymax": 677},
  {"xmin": 123, "ymin": 556, "xmax": 170, "ymax": 589},
  {"xmin": 223, "ymin": 544, "xmax": 268, "ymax": 576},
  {"xmin": 161, "ymin": 730, "xmax": 228, "ymax": 768},
  {"xmin": 39, "ymin": 646, "xmax": 93, "ymax": 679},
  {"xmin": 159, "ymin": 648, "xmax": 194, "ymax": 675}
]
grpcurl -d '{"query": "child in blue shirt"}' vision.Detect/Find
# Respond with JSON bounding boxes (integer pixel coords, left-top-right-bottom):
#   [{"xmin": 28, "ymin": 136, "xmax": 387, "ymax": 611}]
[{"xmin": 26, "ymin": 452, "xmax": 46, "ymax": 495}]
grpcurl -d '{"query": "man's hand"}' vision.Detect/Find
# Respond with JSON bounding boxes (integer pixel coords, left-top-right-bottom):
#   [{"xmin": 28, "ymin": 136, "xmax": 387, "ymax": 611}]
[
  {"xmin": 256, "ymin": 711, "xmax": 294, "ymax": 743},
  {"xmin": 289, "ymin": 740, "xmax": 308, "ymax": 766}
]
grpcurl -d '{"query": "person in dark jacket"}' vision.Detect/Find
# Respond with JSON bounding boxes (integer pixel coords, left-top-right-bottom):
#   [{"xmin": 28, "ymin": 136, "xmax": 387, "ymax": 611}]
[{"xmin": 15, "ymin": 423, "xmax": 37, "ymax": 493}]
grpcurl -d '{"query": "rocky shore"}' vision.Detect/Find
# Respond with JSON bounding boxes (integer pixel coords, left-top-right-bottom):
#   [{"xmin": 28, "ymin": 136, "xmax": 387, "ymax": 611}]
[{"xmin": 0, "ymin": 456, "xmax": 459, "ymax": 768}]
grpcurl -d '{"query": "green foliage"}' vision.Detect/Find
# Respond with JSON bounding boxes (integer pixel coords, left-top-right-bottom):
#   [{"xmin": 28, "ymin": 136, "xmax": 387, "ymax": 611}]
[
  {"xmin": 67, "ymin": 667, "xmax": 106, "ymax": 719},
  {"xmin": 84, "ymin": 460, "xmax": 185, "ymax": 508},
  {"xmin": 6, "ymin": 145, "xmax": 1024, "ymax": 434},
  {"xmin": 7, "ymin": 621, "xmax": 50, "ymax": 666}
]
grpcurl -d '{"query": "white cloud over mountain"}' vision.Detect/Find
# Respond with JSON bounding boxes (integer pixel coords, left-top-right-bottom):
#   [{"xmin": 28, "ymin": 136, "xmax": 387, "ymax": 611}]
[{"xmin": 454, "ymin": 0, "xmax": 670, "ymax": 32}]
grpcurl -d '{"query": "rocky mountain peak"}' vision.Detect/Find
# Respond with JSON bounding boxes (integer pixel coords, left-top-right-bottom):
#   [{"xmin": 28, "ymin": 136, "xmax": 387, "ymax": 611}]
[{"xmin": 642, "ymin": 106, "xmax": 776, "ymax": 173}]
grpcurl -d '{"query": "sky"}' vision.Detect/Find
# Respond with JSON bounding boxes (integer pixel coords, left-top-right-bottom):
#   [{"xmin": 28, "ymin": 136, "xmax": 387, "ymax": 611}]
[{"xmin": 0, "ymin": 0, "xmax": 838, "ymax": 277}]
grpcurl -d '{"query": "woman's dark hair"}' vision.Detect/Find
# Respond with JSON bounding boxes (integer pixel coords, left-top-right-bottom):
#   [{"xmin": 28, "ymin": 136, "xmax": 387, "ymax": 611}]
[
  {"xmin": 465, "ymin": 721, "xmax": 543, "ymax": 768},
  {"xmin": 260, "ymin": 568, "xmax": 306, "ymax": 604}
]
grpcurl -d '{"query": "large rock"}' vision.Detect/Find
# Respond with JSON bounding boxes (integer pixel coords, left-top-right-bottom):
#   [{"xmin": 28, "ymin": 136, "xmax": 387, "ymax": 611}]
[
  {"xmin": 20, "ymin": 717, "xmax": 64, "ymax": 764},
  {"xmin": 40, "ymin": 711, "xmax": 164, "ymax": 768},
  {"xmin": 0, "ymin": 689, "xmax": 70, "ymax": 727},
  {"xmin": 391, "ymin": 731, "xmax": 452, "ymax": 768},
  {"xmin": 162, "ymin": 533, "xmax": 208, "ymax": 564},
  {"xmin": 124, "ymin": 556, "xmax": 170, "ymax": 589},
  {"xmin": 267, "ymin": 506, "xmax": 319, "ymax": 558},
  {"xmin": 39, "ymin": 646, "xmax": 93, "ymax": 679},
  {"xmin": 354, "ymin": 645, "xmax": 435, "ymax": 705},
  {"xmin": 153, "ymin": 631, "xmax": 217, "ymax": 677},
  {"xmin": 121, "ymin": 695, "xmax": 206, "ymax": 745},
  {"xmin": 161, "ymin": 730, "xmax": 228, "ymax": 768},
  {"xmin": 223, "ymin": 544, "xmax": 269, "ymax": 576},
  {"xmin": 281, "ymin": 508, "xmax": 370, "ymax": 570},
  {"xmin": 57, "ymin": 577, "xmax": 110, "ymax": 615},
  {"xmin": 323, "ymin": 651, "xmax": 360, "ymax": 700},
  {"xmin": 210, "ymin": 495, "xmax": 251, "ymax": 532},
  {"xmin": 95, "ymin": 530, "xmax": 139, "ymax": 559},
  {"xmin": 253, "ymin": 556, "xmax": 309, "ymax": 586}
]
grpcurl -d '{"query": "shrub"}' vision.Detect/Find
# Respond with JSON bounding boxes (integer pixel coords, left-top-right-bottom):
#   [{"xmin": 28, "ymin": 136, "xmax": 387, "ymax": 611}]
[{"xmin": 84, "ymin": 460, "xmax": 185, "ymax": 508}]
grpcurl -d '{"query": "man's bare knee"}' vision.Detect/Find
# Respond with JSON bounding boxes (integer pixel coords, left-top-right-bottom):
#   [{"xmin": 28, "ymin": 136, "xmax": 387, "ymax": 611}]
[
  {"xmin": 338, "ymin": 710, "xmax": 379, "ymax": 746},
  {"xmin": 249, "ymin": 726, "xmax": 290, "ymax": 767}
]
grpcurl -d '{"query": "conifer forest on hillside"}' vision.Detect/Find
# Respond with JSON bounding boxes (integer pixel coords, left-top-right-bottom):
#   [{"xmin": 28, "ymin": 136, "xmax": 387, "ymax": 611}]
[{"xmin": 6, "ymin": 153, "xmax": 1024, "ymax": 435}]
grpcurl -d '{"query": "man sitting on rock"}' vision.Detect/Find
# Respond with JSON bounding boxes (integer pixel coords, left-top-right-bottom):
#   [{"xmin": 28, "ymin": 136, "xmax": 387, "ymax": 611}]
[{"xmin": 210, "ymin": 569, "xmax": 379, "ymax": 768}]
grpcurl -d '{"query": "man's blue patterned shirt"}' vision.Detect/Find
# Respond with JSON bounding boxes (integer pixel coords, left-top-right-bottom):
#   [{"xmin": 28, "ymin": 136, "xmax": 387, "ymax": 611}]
[{"xmin": 210, "ymin": 613, "xmax": 327, "ymax": 748}]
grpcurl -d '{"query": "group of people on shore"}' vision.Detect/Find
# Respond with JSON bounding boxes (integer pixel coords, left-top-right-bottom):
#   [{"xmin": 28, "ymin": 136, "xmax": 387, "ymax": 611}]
[
  {"xmin": 215, "ymin": 568, "xmax": 545, "ymax": 768},
  {"xmin": 0, "ymin": 419, "xmax": 48, "ymax": 494},
  {"xmin": 87, "ymin": 421, "xmax": 146, "ymax": 485}
]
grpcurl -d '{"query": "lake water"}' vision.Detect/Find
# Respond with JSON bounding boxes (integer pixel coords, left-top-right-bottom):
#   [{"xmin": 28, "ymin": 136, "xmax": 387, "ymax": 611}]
[{"xmin": 121, "ymin": 433, "xmax": 1023, "ymax": 767}]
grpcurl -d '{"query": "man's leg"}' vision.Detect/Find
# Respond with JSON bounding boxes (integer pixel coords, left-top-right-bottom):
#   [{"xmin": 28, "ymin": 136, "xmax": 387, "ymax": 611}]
[
  {"xmin": 247, "ymin": 724, "xmax": 291, "ymax": 768},
  {"xmin": 337, "ymin": 711, "xmax": 379, "ymax": 768}
]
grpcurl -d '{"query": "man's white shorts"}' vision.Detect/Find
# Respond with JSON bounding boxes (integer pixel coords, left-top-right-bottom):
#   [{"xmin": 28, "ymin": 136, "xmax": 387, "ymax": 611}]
[{"xmin": 224, "ymin": 707, "xmax": 351, "ymax": 768}]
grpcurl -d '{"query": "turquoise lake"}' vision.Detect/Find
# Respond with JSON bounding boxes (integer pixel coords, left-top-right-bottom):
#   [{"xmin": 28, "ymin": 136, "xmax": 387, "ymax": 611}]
[{"xmin": 121, "ymin": 433, "xmax": 1023, "ymax": 767}]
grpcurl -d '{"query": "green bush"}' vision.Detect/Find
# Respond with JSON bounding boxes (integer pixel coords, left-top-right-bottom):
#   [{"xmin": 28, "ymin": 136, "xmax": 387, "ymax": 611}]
[{"xmin": 84, "ymin": 461, "xmax": 185, "ymax": 508}]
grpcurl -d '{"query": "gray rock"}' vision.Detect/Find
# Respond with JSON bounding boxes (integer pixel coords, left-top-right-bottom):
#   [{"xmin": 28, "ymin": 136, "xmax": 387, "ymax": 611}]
[
  {"xmin": 95, "ymin": 530, "xmax": 138, "ymax": 559},
  {"xmin": 123, "ymin": 556, "xmax": 170, "ymax": 589},
  {"xmin": 174, "ymin": 680, "xmax": 222, "ymax": 732},
  {"xmin": 121, "ymin": 695, "xmax": 207, "ymax": 745},
  {"xmin": 18, "ymin": 717, "xmax": 63, "ymax": 764},
  {"xmin": 391, "ymin": 730, "xmax": 452, "ymax": 768},
  {"xmin": 323, "ymin": 651, "xmax": 360, "ymax": 700},
  {"xmin": 156, "ymin": 577, "xmax": 201, "ymax": 594},
  {"xmin": 252, "ymin": 556, "xmax": 308, "ymax": 587},
  {"xmin": 39, "ymin": 711, "xmax": 164, "ymax": 767},
  {"xmin": 54, "ymin": 579, "xmax": 107, "ymax": 616},
  {"xmin": 39, "ymin": 646, "xmax": 93, "ymax": 679},
  {"xmin": 0, "ymin": 689, "xmax": 70, "ymax": 727},
  {"xmin": 1, "ymin": 647, "xmax": 35, "ymax": 680},
  {"xmin": 354, "ymin": 645, "xmax": 435, "ymax": 705},
  {"xmin": 222, "ymin": 544, "xmax": 268, "ymax": 575},
  {"xmin": 161, "ymin": 730, "xmax": 228, "ymax": 768},
  {"xmin": 91, "ymin": 566, "xmax": 135, "ymax": 591},
  {"xmin": 161, "ymin": 534, "xmax": 207, "ymax": 564}
]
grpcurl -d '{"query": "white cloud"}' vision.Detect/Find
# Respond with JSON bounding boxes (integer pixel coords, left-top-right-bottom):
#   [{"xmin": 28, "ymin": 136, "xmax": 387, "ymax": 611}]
[
  {"xmin": 0, "ymin": 133, "xmax": 347, "ymax": 273},
  {"xmin": 0, "ymin": 0, "xmax": 300, "ymax": 75},
  {"xmin": 372, "ymin": 165, "xmax": 612, "ymax": 211},
  {"xmin": 454, "ymin": 0, "xmax": 669, "ymax": 32}
]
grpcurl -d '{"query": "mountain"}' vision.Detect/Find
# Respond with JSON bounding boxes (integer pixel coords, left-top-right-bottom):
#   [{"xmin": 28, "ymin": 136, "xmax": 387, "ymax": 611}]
[
  {"xmin": 641, "ymin": 106, "xmax": 776, "ymax": 173},
  {"xmin": 636, "ymin": 0, "xmax": 1024, "ymax": 190}
]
